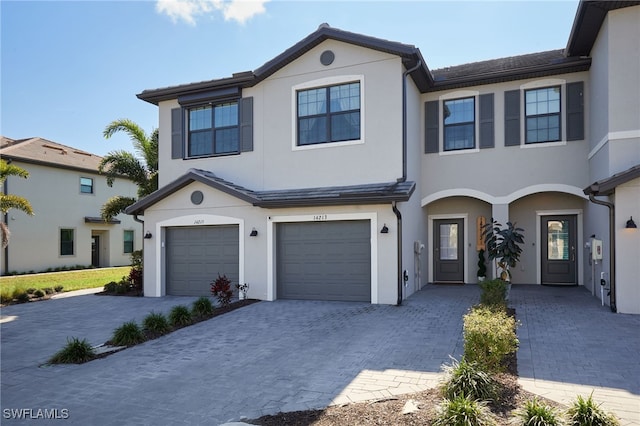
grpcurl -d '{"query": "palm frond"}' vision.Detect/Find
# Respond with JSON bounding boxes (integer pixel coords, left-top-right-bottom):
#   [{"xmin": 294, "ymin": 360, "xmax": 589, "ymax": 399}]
[
  {"xmin": 103, "ymin": 119, "xmax": 150, "ymax": 159},
  {"xmin": 0, "ymin": 194, "xmax": 34, "ymax": 215},
  {"xmin": 101, "ymin": 196, "xmax": 137, "ymax": 221},
  {"xmin": 0, "ymin": 160, "xmax": 30, "ymax": 181},
  {"xmin": 98, "ymin": 150, "xmax": 148, "ymax": 188}
]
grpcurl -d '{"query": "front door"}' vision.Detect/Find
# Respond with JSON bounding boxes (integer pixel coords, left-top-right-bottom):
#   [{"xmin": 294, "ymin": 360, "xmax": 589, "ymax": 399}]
[
  {"xmin": 541, "ymin": 215, "xmax": 577, "ymax": 285},
  {"xmin": 434, "ymin": 219, "xmax": 464, "ymax": 283},
  {"xmin": 91, "ymin": 235, "xmax": 100, "ymax": 267}
]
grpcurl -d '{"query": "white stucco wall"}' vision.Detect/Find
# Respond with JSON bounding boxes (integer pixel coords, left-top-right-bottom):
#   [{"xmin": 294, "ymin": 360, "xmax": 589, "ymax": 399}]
[
  {"xmin": 615, "ymin": 178, "xmax": 640, "ymax": 314},
  {"xmin": 3, "ymin": 161, "xmax": 141, "ymax": 274}
]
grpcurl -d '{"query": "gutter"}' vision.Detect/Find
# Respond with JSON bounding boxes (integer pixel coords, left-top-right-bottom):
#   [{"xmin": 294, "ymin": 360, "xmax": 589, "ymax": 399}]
[
  {"xmin": 587, "ymin": 194, "xmax": 617, "ymax": 312},
  {"xmin": 394, "ymin": 61, "xmax": 421, "ymax": 306}
]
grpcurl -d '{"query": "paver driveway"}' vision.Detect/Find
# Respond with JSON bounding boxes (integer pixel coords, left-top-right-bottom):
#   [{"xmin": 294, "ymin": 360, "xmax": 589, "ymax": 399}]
[
  {"xmin": 1, "ymin": 288, "xmax": 475, "ymax": 425},
  {"xmin": 1, "ymin": 285, "xmax": 639, "ymax": 425}
]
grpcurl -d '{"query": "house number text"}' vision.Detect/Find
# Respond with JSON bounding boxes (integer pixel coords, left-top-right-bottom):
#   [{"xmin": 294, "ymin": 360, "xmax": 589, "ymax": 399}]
[
  {"xmin": 194, "ymin": 219, "xmax": 205, "ymax": 225},
  {"xmin": 313, "ymin": 215, "xmax": 328, "ymax": 221}
]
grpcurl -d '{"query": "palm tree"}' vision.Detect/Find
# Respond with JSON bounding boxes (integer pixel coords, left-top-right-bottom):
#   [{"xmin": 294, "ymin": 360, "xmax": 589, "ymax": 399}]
[
  {"xmin": 0, "ymin": 160, "xmax": 34, "ymax": 248},
  {"xmin": 98, "ymin": 119, "xmax": 158, "ymax": 221}
]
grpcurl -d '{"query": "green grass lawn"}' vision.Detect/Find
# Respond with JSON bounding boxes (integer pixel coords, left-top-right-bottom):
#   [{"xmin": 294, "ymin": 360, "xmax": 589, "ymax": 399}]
[{"xmin": 0, "ymin": 267, "xmax": 132, "ymax": 296}]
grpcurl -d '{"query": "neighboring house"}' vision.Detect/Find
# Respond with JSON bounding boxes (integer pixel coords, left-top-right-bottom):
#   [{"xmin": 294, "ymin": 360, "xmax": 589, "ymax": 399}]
[
  {"xmin": 0, "ymin": 137, "xmax": 142, "ymax": 275},
  {"xmin": 129, "ymin": 0, "xmax": 639, "ymax": 313}
]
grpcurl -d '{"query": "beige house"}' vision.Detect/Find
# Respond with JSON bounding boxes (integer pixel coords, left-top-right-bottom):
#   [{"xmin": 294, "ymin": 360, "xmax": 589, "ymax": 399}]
[
  {"xmin": 1, "ymin": 137, "xmax": 142, "ymax": 275},
  {"xmin": 129, "ymin": 1, "xmax": 639, "ymax": 313}
]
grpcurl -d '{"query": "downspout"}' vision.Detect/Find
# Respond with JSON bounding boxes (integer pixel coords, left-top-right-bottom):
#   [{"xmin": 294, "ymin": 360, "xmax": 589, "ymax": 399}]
[
  {"xmin": 588, "ymin": 194, "xmax": 617, "ymax": 312},
  {"xmin": 394, "ymin": 60, "xmax": 421, "ymax": 306},
  {"xmin": 3, "ymin": 163, "xmax": 8, "ymax": 275}
]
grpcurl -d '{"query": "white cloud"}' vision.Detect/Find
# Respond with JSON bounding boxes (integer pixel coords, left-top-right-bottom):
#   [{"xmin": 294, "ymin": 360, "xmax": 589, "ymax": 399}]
[{"xmin": 156, "ymin": 0, "xmax": 269, "ymax": 25}]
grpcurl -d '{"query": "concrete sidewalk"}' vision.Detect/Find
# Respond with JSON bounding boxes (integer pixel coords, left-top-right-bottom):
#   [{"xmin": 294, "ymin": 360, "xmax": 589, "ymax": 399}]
[{"xmin": 1, "ymin": 285, "xmax": 638, "ymax": 425}]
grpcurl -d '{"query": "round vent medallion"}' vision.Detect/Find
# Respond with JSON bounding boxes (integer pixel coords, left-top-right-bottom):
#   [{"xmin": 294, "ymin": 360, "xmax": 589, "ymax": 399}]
[
  {"xmin": 191, "ymin": 190, "xmax": 204, "ymax": 205},
  {"xmin": 320, "ymin": 50, "xmax": 335, "ymax": 66}
]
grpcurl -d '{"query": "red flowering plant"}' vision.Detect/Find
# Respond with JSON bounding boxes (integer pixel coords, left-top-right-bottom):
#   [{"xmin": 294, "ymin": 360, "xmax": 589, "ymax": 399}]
[{"xmin": 210, "ymin": 274, "xmax": 233, "ymax": 307}]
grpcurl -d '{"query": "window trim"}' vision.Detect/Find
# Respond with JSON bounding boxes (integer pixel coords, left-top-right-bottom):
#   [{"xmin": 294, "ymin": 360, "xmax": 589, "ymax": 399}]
[
  {"xmin": 524, "ymin": 85, "xmax": 562, "ymax": 144},
  {"xmin": 80, "ymin": 177, "xmax": 93, "ymax": 194},
  {"xmin": 437, "ymin": 90, "xmax": 480, "ymax": 155},
  {"xmin": 59, "ymin": 228, "xmax": 75, "ymax": 257},
  {"xmin": 185, "ymin": 100, "xmax": 241, "ymax": 159},
  {"xmin": 123, "ymin": 229, "xmax": 134, "ymax": 254},
  {"xmin": 443, "ymin": 96, "xmax": 476, "ymax": 152},
  {"xmin": 292, "ymin": 75, "xmax": 365, "ymax": 151}
]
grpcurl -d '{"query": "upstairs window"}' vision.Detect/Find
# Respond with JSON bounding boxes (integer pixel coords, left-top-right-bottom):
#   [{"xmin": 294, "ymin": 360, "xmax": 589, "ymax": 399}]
[
  {"xmin": 443, "ymin": 97, "xmax": 475, "ymax": 151},
  {"xmin": 297, "ymin": 82, "xmax": 360, "ymax": 146},
  {"xmin": 525, "ymin": 86, "xmax": 560, "ymax": 144},
  {"xmin": 188, "ymin": 101, "xmax": 239, "ymax": 157},
  {"xmin": 80, "ymin": 177, "xmax": 93, "ymax": 194}
]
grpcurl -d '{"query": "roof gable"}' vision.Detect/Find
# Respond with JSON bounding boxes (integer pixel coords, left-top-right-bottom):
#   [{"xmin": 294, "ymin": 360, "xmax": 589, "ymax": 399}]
[{"xmin": 126, "ymin": 168, "xmax": 415, "ymax": 215}]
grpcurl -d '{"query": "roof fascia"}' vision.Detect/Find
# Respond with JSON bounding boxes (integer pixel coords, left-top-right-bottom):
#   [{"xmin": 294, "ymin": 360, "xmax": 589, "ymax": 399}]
[
  {"xmin": 583, "ymin": 165, "xmax": 640, "ymax": 196},
  {"xmin": 0, "ymin": 155, "xmax": 109, "ymax": 176}
]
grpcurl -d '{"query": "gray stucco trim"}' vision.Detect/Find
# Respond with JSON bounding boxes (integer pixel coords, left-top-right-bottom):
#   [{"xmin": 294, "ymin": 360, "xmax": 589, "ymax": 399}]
[
  {"xmin": 584, "ymin": 164, "xmax": 640, "ymax": 196},
  {"xmin": 125, "ymin": 168, "xmax": 415, "ymax": 215}
]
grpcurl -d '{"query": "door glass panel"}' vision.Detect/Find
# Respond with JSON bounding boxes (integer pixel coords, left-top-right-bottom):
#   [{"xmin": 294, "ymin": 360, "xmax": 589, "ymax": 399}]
[
  {"xmin": 439, "ymin": 224, "xmax": 458, "ymax": 260},
  {"xmin": 547, "ymin": 220, "xmax": 569, "ymax": 260}
]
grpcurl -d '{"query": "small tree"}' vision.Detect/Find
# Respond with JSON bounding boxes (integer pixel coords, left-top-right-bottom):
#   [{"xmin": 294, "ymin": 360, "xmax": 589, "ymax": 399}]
[
  {"xmin": 482, "ymin": 219, "xmax": 525, "ymax": 282},
  {"xmin": 0, "ymin": 160, "xmax": 35, "ymax": 248}
]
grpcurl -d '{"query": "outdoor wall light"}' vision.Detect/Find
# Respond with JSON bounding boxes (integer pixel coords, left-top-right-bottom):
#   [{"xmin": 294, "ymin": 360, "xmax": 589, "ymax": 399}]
[
  {"xmin": 144, "ymin": 231, "xmax": 153, "ymax": 239},
  {"xmin": 626, "ymin": 216, "xmax": 637, "ymax": 229},
  {"xmin": 380, "ymin": 224, "xmax": 389, "ymax": 234},
  {"xmin": 249, "ymin": 228, "xmax": 258, "ymax": 237}
]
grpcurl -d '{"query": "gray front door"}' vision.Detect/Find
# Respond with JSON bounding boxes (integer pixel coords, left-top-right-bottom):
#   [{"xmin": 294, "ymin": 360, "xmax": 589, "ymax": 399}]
[
  {"xmin": 166, "ymin": 225, "xmax": 239, "ymax": 296},
  {"xmin": 91, "ymin": 236, "xmax": 99, "ymax": 267},
  {"xmin": 434, "ymin": 219, "xmax": 464, "ymax": 283},
  {"xmin": 277, "ymin": 220, "xmax": 371, "ymax": 302},
  {"xmin": 542, "ymin": 215, "xmax": 577, "ymax": 285}
]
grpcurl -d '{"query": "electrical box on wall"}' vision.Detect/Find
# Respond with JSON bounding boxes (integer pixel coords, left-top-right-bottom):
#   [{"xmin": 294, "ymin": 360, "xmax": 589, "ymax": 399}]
[{"xmin": 592, "ymin": 239, "xmax": 603, "ymax": 260}]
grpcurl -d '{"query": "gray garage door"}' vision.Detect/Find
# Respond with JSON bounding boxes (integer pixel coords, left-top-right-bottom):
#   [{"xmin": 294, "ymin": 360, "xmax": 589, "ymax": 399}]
[
  {"xmin": 277, "ymin": 220, "xmax": 371, "ymax": 302},
  {"xmin": 166, "ymin": 225, "xmax": 239, "ymax": 296}
]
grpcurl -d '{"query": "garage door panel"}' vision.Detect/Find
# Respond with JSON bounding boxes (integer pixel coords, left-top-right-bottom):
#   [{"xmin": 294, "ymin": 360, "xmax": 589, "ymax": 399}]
[
  {"xmin": 166, "ymin": 225, "xmax": 239, "ymax": 296},
  {"xmin": 277, "ymin": 220, "xmax": 371, "ymax": 302}
]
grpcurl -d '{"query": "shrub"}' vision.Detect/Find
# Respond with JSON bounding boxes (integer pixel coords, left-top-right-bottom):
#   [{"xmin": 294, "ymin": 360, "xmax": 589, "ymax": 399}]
[
  {"xmin": 463, "ymin": 306, "xmax": 519, "ymax": 373},
  {"xmin": 128, "ymin": 267, "xmax": 142, "ymax": 293},
  {"xmin": 169, "ymin": 305, "xmax": 192, "ymax": 327},
  {"xmin": 211, "ymin": 274, "xmax": 233, "ymax": 307},
  {"xmin": 567, "ymin": 393, "xmax": 619, "ymax": 426},
  {"xmin": 111, "ymin": 321, "xmax": 145, "ymax": 346},
  {"xmin": 440, "ymin": 357, "xmax": 496, "ymax": 402},
  {"xmin": 434, "ymin": 395, "xmax": 495, "ymax": 426},
  {"xmin": 54, "ymin": 285, "xmax": 64, "ymax": 292},
  {"xmin": 104, "ymin": 281, "xmax": 118, "ymax": 293},
  {"xmin": 49, "ymin": 337, "xmax": 95, "ymax": 364},
  {"xmin": 0, "ymin": 290, "xmax": 13, "ymax": 304},
  {"xmin": 13, "ymin": 289, "xmax": 30, "ymax": 303},
  {"xmin": 142, "ymin": 312, "xmax": 171, "ymax": 337},
  {"xmin": 34, "ymin": 289, "xmax": 46, "ymax": 298},
  {"xmin": 43, "ymin": 287, "xmax": 55, "ymax": 295},
  {"xmin": 26, "ymin": 288, "xmax": 37, "ymax": 294},
  {"xmin": 192, "ymin": 297, "xmax": 214, "ymax": 318},
  {"xmin": 479, "ymin": 279, "xmax": 507, "ymax": 308},
  {"xmin": 518, "ymin": 397, "xmax": 561, "ymax": 426}
]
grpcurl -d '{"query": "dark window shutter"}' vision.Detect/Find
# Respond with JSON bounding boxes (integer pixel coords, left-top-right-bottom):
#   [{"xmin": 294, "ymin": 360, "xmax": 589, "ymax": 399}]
[
  {"xmin": 566, "ymin": 81, "xmax": 584, "ymax": 141},
  {"xmin": 171, "ymin": 108, "xmax": 183, "ymax": 159},
  {"xmin": 425, "ymin": 101, "xmax": 439, "ymax": 153},
  {"xmin": 504, "ymin": 90, "xmax": 521, "ymax": 146},
  {"xmin": 240, "ymin": 97, "xmax": 253, "ymax": 152},
  {"xmin": 479, "ymin": 93, "xmax": 494, "ymax": 149}
]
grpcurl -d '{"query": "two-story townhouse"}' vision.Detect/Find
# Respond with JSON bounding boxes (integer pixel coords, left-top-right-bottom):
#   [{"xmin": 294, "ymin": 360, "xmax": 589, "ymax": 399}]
[
  {"xmin": 1, "ymin": 137, "xmax": 142, "ymax": 274},
  {"xmin": 129, "ymin": 0, "xmax": 639, "ymax": 313}
]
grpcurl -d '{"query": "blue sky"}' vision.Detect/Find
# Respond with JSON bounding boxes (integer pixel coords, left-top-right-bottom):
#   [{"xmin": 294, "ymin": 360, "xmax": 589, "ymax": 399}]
[{"xmin": 1, "ymin": 0, "xmax": 580, "ymax": 157}]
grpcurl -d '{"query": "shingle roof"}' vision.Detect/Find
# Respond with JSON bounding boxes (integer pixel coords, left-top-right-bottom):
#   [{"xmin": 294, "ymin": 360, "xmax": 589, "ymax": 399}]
[
  {"xmin": 0, "ymin": 137, "xmax": 103, "ymax": 173},
  {"xmin": 126, "ymin": 168, "xmax": 415, "ymax": 215},
  {"xmin": 429, "ymin": 50, "xmax": 591, "ymax": 91}
]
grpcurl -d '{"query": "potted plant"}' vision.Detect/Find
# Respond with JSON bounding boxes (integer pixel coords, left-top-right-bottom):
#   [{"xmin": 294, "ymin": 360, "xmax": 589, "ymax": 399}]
[
  {"xmin": 482, "ymin": 219, "xmax": 525, "ymax": 299},
  {"xmin": 477, "ymin": 248, "xmax": 487, "ymax": 283}
]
